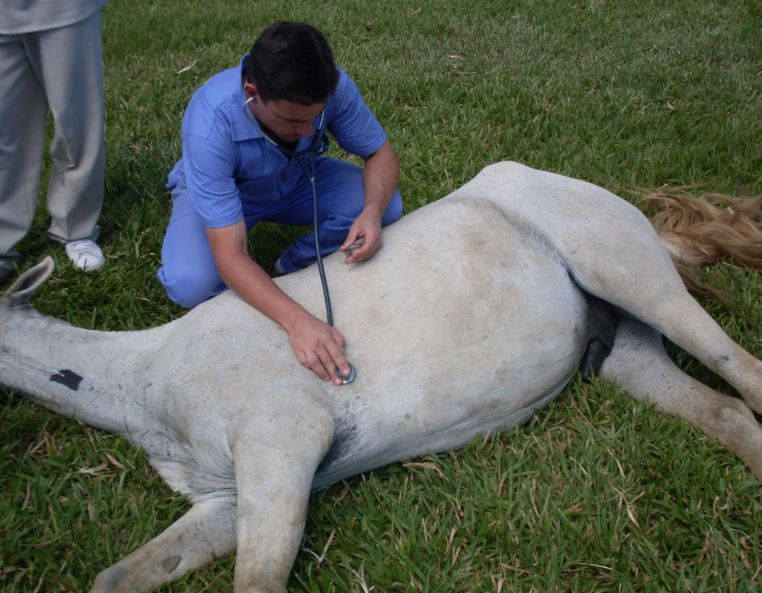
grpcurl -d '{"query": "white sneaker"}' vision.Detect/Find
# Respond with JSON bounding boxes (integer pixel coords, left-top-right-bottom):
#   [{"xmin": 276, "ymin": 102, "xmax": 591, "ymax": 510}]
[{"xmin": 65, "ymin": 239, "xmax": 105, "ymax": 272}]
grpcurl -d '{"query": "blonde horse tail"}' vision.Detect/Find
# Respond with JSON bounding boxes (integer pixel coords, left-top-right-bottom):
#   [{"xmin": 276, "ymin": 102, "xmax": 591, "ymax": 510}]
[{"xmin": 636, "ymin": 188, "xmax": 762, "ymax": 317}]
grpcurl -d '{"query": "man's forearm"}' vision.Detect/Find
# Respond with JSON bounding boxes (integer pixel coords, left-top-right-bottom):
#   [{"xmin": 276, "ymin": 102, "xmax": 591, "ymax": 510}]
[
  {"xmin": 339, "ymin": 140, "xmax": 400, "ymax": 263},
  {"xmin": 362, "ymin": 140, "xmax": 400, "ymax": 220},
  {"xmin": 221, "ymin": 252, "xmax": 307, "ymax": 332},
  {"xmin": 206, "ymin": 223, "xmax": 306, "ymax": 332}
]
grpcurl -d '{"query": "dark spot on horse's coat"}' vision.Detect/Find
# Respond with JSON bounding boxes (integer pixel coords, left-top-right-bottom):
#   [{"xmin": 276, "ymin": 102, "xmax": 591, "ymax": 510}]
[
  {"xmin": 50, "ymin": 369, "xmax": 82, "ymax": 391},
  {"xmin": 163, "ymin": 556, "xmax": 181, "ymax": 572},
  {"xmin": 317, "ymin": 419, "xmax": 357, "ymax": 473}
]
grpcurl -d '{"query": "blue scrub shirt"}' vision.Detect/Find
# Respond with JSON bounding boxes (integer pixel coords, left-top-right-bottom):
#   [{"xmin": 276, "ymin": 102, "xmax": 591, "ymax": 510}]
[{"xmin": 167, "ymin": 57, "xmax": 389, "ymax": 230}]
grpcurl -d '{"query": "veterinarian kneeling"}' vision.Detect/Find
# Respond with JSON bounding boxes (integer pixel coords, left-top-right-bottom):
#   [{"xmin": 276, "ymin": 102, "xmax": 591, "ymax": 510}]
[{"xmin": 157, "ymin": 22, "xmax": 402, "ymax": 385}]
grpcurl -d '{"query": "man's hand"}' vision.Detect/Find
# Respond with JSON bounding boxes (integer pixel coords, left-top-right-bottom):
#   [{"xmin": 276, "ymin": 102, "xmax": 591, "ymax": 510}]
[
  {"xmin": 340, "ymin": 212, "xmax": 382, "ymax": 264},
  {"xmin": 285, "ymin": 310, "xmax": 351, "ymax": 385}
]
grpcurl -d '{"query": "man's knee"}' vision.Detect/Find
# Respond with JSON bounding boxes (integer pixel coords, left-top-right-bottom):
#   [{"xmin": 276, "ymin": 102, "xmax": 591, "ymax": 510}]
[
  {"xmin": 382, "ymin": 190, "xmax": 403, "ymax": 226},
  {"xmin": 157, "ymin": 265, "xmax": 225, "ymax": 309}
]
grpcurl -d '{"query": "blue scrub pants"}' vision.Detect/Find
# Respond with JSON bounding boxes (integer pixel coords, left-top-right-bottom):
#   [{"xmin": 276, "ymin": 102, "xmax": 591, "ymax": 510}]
[{"xmin": 157, "ymin": 157, "xmax": 402, "ymax": 308}]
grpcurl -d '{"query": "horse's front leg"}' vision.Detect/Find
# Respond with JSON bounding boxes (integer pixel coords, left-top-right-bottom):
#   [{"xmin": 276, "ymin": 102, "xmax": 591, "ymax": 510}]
[{"xmin": 229, "ymin": 398, "xmax": 334, "ymax": 593}]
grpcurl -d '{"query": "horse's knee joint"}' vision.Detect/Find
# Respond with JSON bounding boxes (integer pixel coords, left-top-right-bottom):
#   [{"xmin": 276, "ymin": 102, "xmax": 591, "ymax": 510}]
[
  {"xmin": 705, "ymin": 398, "xmax": 757, "ymax": 444},
  {"xmin": 162, "ymin": 555, "xmax": 181, "ymax": 572}
]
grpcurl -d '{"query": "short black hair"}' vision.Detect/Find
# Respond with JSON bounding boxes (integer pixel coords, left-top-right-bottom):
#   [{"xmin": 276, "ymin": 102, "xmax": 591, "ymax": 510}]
[{"xmin": 246, "ymin": 22, "xmax": 339, "ymax": 105}]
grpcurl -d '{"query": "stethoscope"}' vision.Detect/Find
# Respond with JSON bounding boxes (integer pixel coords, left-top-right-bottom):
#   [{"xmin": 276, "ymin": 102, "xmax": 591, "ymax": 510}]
[{"xmin": 243, "ymin": 96, "xmax": 357, "ymax": 384}]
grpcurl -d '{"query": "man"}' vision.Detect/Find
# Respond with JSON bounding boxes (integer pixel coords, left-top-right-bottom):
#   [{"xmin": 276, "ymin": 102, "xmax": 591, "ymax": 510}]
[
  {"xmin": 0, "ymin": 0, "xmax": 108, "ymax": 279},
  {"xmin": 158, "ymin": 22, "xmax": 402, "ymax": 385}
]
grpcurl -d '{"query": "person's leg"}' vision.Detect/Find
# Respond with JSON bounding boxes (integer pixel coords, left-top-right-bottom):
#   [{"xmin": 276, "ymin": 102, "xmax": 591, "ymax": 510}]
[
  {"xmin": 260, "ymin": 158, "xmax": 402, "ymax": 273},
  {"xmin": 33, "ymin": 10, "xmax": 105, "ymax": 245},
  {"xmin": 0, "ymin": 33, "xmax": 48, "ymax": 278},
  {"xmin": 157, "ymin": 180, "xmax": 227, "ymax": 308}
]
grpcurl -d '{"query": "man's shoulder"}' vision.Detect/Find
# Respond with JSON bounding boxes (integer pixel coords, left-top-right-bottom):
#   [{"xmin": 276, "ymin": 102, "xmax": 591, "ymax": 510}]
[
  {"xmin": 184, "ymin": 65, "xmax": 242, "ymax": 137},
  {"xmin": 195, "ymin": 65, "xmax": 243, "ymax": 112},
  {"xmin": 329, "ymin": 67, "xmax": 363, "ymax": 106},
  {"xmin": 333, "ymin": 67, "xmax": 353, "ymax": 93}
]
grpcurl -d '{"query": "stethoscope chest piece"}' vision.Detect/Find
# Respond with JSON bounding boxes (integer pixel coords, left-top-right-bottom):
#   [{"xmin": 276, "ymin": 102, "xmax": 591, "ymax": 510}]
[{"xmin": 338, "ymin": 364, "xmax": 357, "ymax": 385}]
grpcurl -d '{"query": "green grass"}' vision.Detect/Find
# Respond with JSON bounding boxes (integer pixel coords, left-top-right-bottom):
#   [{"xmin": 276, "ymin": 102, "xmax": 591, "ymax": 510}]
[{"xmin": 2, "ymin": 0, "xmax": 761, "ymax": 591}]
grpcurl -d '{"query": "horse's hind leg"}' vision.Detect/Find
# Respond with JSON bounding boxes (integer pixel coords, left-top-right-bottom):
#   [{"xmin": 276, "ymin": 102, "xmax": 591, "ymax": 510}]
[
  {"xmin": 642, "ymin": 289, "xmax": 762, "ymax": 415},
  {"xmin": 559, "ymin": 202, "xmax": 762, "ymax": 414},
  {"xmin": 90, "ymin": 497, "xmax": 236, "ymax": 593},
  {"xmin": 599, "ymin": 318, "xmax": 762, "ymax": 480},
  {"xmin": 591, "ymin": 269, "xmax": 762, "ymax": 414}
]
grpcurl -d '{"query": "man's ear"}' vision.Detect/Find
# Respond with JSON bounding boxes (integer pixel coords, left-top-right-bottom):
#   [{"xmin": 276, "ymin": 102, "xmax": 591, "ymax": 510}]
[{"xmin": 243, "ymin": 81, "xmax": 258, "ymax": 99}]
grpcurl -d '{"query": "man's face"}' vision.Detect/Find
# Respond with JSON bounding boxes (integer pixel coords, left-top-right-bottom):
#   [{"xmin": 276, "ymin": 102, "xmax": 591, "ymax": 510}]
[
  {"xmin": 244, "ymin": 83, "xmax": 325, "ymax": 144},
  {"xmin": 255, "ymin": 99, "xmax": 325, "ymax": 144}
]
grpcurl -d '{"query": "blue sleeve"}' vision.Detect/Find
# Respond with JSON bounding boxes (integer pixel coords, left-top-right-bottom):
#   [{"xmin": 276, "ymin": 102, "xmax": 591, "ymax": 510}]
[
  {"xmin": 327, "ymin": 70, "xmax": 388, "ymax": 158},
  {"xmin": 182, "ymin": 96, "xmax": 243, "ymax": 229}
]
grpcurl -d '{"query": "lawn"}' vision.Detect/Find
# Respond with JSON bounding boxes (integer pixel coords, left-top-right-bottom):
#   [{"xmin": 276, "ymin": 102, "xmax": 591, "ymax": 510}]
[{"xmin": 1, "ymin": 1, "xmax": 761, "ymax": 592}]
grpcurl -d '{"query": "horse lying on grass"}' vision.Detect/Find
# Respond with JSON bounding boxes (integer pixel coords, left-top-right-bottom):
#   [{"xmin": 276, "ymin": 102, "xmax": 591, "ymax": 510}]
[{"xmin": 2, "ymin": 161, "xmax": 761, "ymax": 593}]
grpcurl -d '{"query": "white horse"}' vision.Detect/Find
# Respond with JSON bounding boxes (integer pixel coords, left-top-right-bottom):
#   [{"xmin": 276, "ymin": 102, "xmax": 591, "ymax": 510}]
[{"xmin": 2, "ymin": 162, "xmax": 760, "ymax": 593}]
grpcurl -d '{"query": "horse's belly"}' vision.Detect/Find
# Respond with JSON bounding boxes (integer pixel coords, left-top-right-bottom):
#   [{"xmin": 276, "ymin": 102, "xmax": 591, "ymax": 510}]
[{"xmin": 312, "ymin": 198, "xmax": 588, "ymax": 486}]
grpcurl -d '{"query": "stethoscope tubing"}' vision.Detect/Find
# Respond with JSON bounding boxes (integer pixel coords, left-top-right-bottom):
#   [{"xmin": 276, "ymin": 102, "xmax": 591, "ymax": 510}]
[
  {"xmin": 242, "ymin": 96, "xmax": 358, "ymax": 383},
  {"xmin": 242, "ymin": 97, "xmax": 335, "ymax": 326}
]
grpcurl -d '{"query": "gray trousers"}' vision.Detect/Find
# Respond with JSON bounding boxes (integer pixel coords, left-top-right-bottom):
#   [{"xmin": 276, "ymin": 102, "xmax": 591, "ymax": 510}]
[{"xmin": 0, "ymin": 9, "xmax": 104, "ymax": 270}]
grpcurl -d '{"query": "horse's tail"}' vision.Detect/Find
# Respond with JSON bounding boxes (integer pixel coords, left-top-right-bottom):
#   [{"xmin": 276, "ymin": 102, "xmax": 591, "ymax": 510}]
[{"xmin": 637, "ymin": 188, "xmax": 762, "ymax": 307}]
